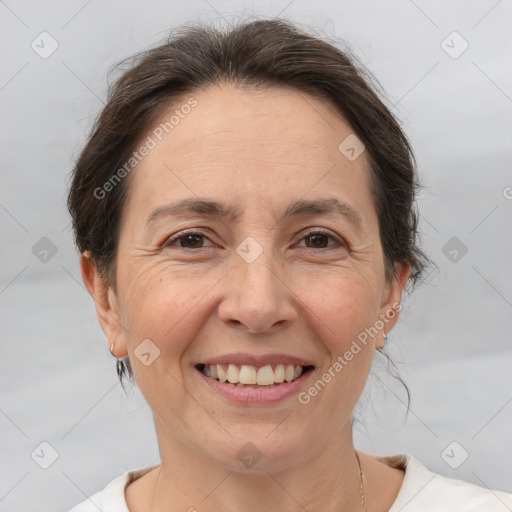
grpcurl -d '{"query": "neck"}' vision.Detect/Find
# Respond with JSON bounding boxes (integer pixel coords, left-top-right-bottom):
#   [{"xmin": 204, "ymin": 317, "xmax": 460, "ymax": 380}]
[{"xmin": 147, "ymin": 416, "xmax": 365, "ymax": 512}]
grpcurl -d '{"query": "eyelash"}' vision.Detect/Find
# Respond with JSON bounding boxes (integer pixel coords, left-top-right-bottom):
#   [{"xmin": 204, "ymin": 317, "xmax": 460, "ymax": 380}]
[{"xmin": 162, "ymin": 228, "xmax": 344, "ymax": 251}]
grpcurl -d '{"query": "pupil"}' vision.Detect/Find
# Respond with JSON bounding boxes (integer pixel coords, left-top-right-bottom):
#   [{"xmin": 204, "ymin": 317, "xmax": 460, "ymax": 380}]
[
  {"xmin": 308, "ymin": 234, "xmax": 327, "ymax": 248},
  {"xmin": 182, "ymin": 234, "xmax": 202, "ymax": 248}
]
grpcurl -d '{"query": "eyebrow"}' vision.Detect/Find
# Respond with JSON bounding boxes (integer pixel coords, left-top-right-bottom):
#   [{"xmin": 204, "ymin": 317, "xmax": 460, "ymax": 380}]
[{"xmin": 145, "ymin": 197, "xmax": 364, "ymax": 229}]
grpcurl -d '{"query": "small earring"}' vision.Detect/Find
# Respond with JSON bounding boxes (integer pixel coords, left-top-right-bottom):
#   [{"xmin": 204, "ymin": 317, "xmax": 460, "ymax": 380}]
[
  {"xmin": 110, "ymin": 340, "xmax": 127, "ymax": 383},
  {"xmin": 383, "ymin": 333, "xmax": 388, "ymax": 341},
  {"xmin": 116, "ymin": 358, "xmax": 125, "ymax": 382}
]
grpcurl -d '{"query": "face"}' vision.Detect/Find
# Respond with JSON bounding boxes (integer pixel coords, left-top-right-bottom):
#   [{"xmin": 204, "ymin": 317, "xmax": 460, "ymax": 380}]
[{"xmin": 85, "ymin": 83, "xmax": 409, "ymax": 473}]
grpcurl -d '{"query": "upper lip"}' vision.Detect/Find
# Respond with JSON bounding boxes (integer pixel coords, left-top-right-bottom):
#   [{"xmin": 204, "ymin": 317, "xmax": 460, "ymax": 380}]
[{"xmin": 198, "ymin": 353, "xmax": 315, "ymax": 367}]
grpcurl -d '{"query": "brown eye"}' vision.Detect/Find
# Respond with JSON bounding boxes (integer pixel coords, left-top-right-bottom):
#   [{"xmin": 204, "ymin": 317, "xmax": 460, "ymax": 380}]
[
  {"xmin": 297, "ymin": 230, "xmax": 343, "ymax": 249},
  {"xmin": 304, "ymin": 233, "xmax": 329, "ymax": 248},
  {"xmin": 163, "ymin": 231, "xmax": 214, "ymax": 249}
]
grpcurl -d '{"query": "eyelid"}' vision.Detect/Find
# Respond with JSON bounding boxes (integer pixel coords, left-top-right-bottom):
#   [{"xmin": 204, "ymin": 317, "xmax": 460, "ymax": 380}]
[
  {"xmin": 296, "ymin": 228, "xmax": 345, "ymax": 248},
  {"xmin": 161, "ymin": 227, "xmax": 345, "ymax": 250},
  {"xmin": 162, "ymin": 228, "xmax": 216, "ymax": 248}
]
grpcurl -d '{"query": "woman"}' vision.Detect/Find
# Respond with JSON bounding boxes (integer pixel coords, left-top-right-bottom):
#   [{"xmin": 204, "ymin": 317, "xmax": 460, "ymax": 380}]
[{"xmin": 67, "ymin": 18, "xmax": 511, "ymax": 512}]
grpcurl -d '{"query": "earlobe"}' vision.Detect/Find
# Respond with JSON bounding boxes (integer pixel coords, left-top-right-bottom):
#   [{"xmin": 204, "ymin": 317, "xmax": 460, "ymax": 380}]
[
  {"xmin": 376, "ymin": 261, "xmax": 411, "ymax": 348},
  {"xmin": 79, "ymin": 252, "xmax": 128, "ymax": 358}
]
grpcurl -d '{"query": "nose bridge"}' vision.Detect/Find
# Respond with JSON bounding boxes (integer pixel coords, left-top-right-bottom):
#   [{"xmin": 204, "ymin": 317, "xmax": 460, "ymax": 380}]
[
  {"xmin": 238, "ymin": 238, "xmax": 279, "ymax": 292},
  {"xmin": 218, "ymin": 235, "xmax": 295, "ymax": 332},
  {"xmin": 236, "ymin": 235, "xmax": 283, "ymax": 304}
]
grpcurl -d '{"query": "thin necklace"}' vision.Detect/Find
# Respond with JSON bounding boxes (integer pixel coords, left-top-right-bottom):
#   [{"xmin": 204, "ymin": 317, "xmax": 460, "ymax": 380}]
[
  {"xmin": 150, "ymin": 453, "xmax": 368, "ymax": 511},
  {"xmin": 355, "ymin": 450, "xmax": 368, "ymax": 511}
]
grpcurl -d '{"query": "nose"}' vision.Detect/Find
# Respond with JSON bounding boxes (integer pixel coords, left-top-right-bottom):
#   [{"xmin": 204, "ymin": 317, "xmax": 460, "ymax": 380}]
[{"xmin": 217, "ymin": 247, "xmax": 297, "ymax": 334}]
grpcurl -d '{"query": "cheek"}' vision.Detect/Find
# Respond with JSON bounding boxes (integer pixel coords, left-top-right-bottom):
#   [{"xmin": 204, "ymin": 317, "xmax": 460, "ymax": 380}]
[
  {"xmin": 295, "ymin": 270, "xmax": 381, "ymax": 349},
  {"xmin": 118, "ymin": 271, "xmax": 205, "ymax": 418},
  {"xmin": 121, "ymin": 258, "xmax": 382, "ymax": 361},
  {"xmin": 118, "ymin": 263, "xmax": 209, "ymax": 368},
  {"xmin": 296, "ymin": 278, "xmax": 377, "ymax": 419},
  {"xmin": 293, "ymin": 273, "xmax": 380, "ymax": 401}
]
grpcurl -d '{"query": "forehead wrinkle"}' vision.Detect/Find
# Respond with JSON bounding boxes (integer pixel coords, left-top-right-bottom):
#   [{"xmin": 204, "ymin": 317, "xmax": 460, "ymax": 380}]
[{"xmin": 162, "ymin": 137, "xmax": 338, "ymax": 172}]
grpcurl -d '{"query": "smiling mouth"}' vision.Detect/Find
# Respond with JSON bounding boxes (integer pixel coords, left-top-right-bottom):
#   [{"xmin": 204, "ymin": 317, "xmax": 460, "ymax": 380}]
[{"xmin": 195, "ymin": 363, "xmax": 315, "ymax": 388}]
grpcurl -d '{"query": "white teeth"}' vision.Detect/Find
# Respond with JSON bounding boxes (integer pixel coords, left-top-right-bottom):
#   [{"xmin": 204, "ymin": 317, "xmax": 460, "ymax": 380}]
[
  {"xmin": 202, "ymin": 363, "xmax": 307, "ymax": 385},
  {"xmin": 217, "ymin": 365, "xmax": 227, "ymax": 382},
  {"xmin": 227, "ymin": 364, "xmax": 239, "ymax": 384},
  {"xmin": 239, "ymin": 365, "xmax": 257, "ymax": 385},
  {"xmin": 274, "ymin": 364, "xmax": 285, "ymax": 382},
  {"xmin": 257, "ymin": 365, "xmax": 275, "ymax": 385}
]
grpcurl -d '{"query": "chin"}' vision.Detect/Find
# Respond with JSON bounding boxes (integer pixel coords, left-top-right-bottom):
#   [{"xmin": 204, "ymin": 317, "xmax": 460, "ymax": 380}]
[{"xmin": 206, "ymin": 429, "xmax": 307, "ymax": 474}]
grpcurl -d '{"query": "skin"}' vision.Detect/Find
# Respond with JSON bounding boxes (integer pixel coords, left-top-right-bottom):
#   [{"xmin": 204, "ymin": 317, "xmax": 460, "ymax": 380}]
[{"xmin": 81, "ymin": 83, "xmax": 410, "ymax": 512}]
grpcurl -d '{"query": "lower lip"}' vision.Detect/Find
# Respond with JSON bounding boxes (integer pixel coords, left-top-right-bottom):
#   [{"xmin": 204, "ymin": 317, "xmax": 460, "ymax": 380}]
[{"xmin": 196, "ymin": 368, "xmax": 314, "ymax": 405}]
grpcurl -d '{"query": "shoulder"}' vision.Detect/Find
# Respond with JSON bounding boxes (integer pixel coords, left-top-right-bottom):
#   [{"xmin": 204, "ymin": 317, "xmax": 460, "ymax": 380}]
[
  {"xmin": 66, "ymin": 464, "xmax": 159, "ymax": 512},
  {"xmin": 375, "ymin": 452, "xmax": 512, "ymax": 512}
]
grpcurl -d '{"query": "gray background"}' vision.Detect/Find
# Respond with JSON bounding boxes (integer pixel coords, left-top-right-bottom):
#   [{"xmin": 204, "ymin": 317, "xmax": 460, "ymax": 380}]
[{"xmin": 1, "ymin": 1, "xmax": 511, "ymax": 510}]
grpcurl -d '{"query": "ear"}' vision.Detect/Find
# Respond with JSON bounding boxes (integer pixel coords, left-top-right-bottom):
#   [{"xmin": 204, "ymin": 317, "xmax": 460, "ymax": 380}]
[
  {"xmin": 80, "ymin": 251, "xmax": 128, "ymax": 358},
  {"xmin": 376, "ymin": 261, "xmax": 410, "ymax": 349}
]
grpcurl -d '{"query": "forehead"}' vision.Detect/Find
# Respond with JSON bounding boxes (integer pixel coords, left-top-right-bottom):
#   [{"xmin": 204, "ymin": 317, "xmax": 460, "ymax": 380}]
[
  {"xmin": 161, "ymin": 84, "xmax": 352, "ymax": 165},
  {"xmin": 123, "ymin": 84, "xmax": 375, "ymax": 225}
]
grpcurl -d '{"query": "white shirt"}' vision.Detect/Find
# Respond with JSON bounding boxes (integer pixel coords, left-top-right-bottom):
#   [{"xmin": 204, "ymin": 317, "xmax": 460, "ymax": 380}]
[{"xmin": 68, "ymin": 453, "xmax": 512, "ymax": 511}]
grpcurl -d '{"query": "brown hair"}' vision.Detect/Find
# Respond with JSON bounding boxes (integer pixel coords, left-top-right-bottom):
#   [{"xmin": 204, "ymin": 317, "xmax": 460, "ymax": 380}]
[{"xmin": 68, "ymin": 18, "xmax": 430, "ymax": 399}]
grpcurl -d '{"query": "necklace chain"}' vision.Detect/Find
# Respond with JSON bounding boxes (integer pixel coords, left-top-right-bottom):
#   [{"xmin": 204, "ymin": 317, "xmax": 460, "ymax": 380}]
[
  {"xmin": 151, "ymin": 451, "xmax": 368, "ymax": 512},
  {"xmin": 355, "ymin": 450, "xmax": 367, "ymax": 512}
]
